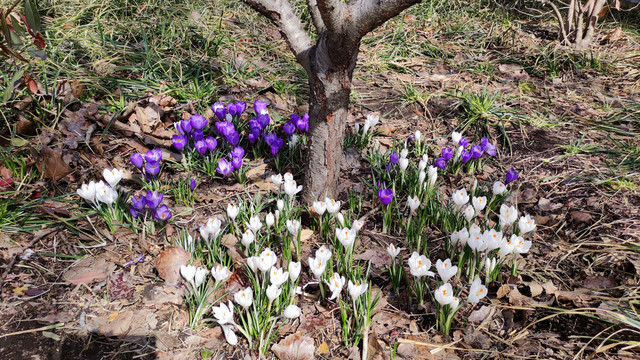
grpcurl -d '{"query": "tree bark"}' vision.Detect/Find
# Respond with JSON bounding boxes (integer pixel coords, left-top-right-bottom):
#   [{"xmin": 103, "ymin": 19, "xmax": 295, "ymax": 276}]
[{"xmin": 302, "ymin": 35, "xmax": 359, "ymax": 203}]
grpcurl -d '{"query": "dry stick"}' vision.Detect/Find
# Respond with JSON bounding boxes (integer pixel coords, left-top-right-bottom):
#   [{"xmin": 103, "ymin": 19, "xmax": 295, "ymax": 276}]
[{"xmin": 0, "ymin": 226, "xmax": 60, "ymax": 294}]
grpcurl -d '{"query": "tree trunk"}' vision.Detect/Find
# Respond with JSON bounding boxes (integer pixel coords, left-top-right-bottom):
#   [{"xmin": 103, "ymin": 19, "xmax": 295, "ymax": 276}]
[{"xmin": 302, "ymin": 35, "xmax": 359, "ymax": 203}]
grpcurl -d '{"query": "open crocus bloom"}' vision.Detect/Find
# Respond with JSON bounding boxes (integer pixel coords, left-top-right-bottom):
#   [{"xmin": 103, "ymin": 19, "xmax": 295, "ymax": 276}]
[
  {"xmin": 452, "ymin": 188, "xmax": 469, "ymax": 206},
  {"xmin": 103, "ymin": 168, "xmax": 123, "ymax": 188},
  {"xmin": 234, "ymin": 287, "xmax": 254, "ymax": 308},
  {"xmin": 436, "ymin": 259, "xmax": 458, "ymax": 283},
  {"xmin": 469, "ymin": 278, "xmax": 488, "ymax": 303},
  {"xmin": 435, "ymin": 283, "xmax": 454, "ymax": 305},
  {"xmin": 326, "ymin": 273, "xmax": 346, "ymax": 300},
  {"xmin": 408, "ymin": 252, "xmax": 434, "ymax": 277},
  {"xmin": 348, "ymin": 280, "xmax": 368, "ymax": 300}
]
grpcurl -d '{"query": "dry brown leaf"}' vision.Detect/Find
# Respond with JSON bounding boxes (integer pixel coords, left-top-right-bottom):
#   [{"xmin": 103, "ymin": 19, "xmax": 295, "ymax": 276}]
[
  {"xmin": 542, "ymin": 281, "xmax": 558, "ymax": 295},
  {"xmin": 317, "ymin": 342, "xmax": 330, "ymax": 355},
  {"xmin": 355, "ymin": 249, "xmax": 390, "ymax": 269},
  {"xmin": 63, "ymin": 255, "xmax": 117, "ymax": 285},
  {"xmin": 497, "ymin": 284, "xmax": 511, "ymax": 299},
  {"xmin": 526, "ymin": 281, "xmax": 544, "ymax": 297},
  {"xmin": 38, "ymin": 146, "xmax": 71, "ymax": 181},
  {"xmin": 271, "ymin": 332, "xmax": 315, "ymax": 360},
  {"xmin": 247, "ymin": 163, "xmax": 268, "ymax": 182},
  {"xmin": 154, "ymin": 246, "xmax": 191, "ymax": 284},
  {"xmin": 468, "ymin": 305, "xmax": 493, "ymax": 323},
  {"xmin": 367, "ymin": 331, "xmax": 389, "ymax": 360}
]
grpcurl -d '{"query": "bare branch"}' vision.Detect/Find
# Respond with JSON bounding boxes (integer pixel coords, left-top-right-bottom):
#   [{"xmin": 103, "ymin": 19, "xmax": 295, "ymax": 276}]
[
  {"xmin": 241, "ymin": 0, "xmax": 314, "ymax": 72},
  {"xmin": 538, "ymin": 0, "xmax": 571, "ymax": 44},
  {"xmin": 307, "ymin": 0, "xmax": 327, "ymax": 34},
  {"xmin": 316, "ymin": 0, "xmax": 346, "ymax": 34},
  {"xmin": 350, "ymin": 0, "xmax": 423, "ymax": 39}
]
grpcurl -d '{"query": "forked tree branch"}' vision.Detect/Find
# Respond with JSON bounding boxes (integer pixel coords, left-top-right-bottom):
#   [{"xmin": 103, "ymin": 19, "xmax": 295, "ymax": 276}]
[
  {"xmin": 306, "ymin": 0, "xmax": 327, "ymax": 34},
  {"xmin": 316, "ymin": 0, "xmax": 346, "ymax": 34},
  {"xmin": 350, "ymin": 0, "xmax": 423, "ymax": 39},
  {"xmin": 241, "ymin": 0, "xmax": 314, "ymax": 72}
]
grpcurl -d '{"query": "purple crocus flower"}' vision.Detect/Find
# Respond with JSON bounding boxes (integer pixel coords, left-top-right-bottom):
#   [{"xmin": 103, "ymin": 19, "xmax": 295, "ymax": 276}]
[
  {"xmin": 297, "ymin": 113, "xmax": 309, "ymax": 132},
  {"xmin": 154, "ymin": 204, "xmax": 172, "ymax": 221},
  {"xmin": 264, "ymin": 132, "xmax": 278, "ymax": 147},
  {"xmin": 270, "ymin": 139, "xmax": 284, "ymax": 156},
  {"xmin": 145, "ymin": 161, "xmax": 160, "ymax": 178},
  {"xmin": 130, "ymin": 207, "xmax": 139, "ymax": 219},
  {"xmin": 505, "ymin": 168, "xmax": 519, "ymax": 184},
  {"xmin": 195, "ymin": 140, "xmax": 208, "ymax": 156},
  {"xmin": 190, "ymin": 113, "xmax": 208, "ymax": 131},
  {"xmin": 230, "ymin": 147, "xmax": 245, "ymax": 159},
  {"xmin": 130, "ymin": 153, "xmax": 144, "ymax": 169},
  {"xmin": 131, "ymin": 194, "xmax": 146, "ymax": 211},
  {"xmin": 460, "ymin": 150, "xmax": 472, "ymax": 163},
  {"xmin": 205, "ymin": 137, "xmax": 218, "ymax": 152},
  {"xmin": 254, "ymin": 100, "xmax": 268, "ymax": 115},
  {"xmin": 172, "ymin": 135, "xmax": 187, "ymax": 152},
  {"xmin": 192, "ymin": 130, "xmax": 204, "ymax": 142},
  {"xmin": 435, "ymin": 157, "xmax": 447, "ymax": 170},
  {"xmin": 216, "ymin": 158, "xmax": 234, "ymax": 177},
  {"xmin": 190, "ymin": 179, "xmax": 196, "ymax": 191},
  {"xmin": 459, "ymin": 136, "xmax": 469, "ymax": 148},
  {"xmin": 442, "ymin": 148, "xmax": 454, "ymax": 161},
  {"xmin": 283, "ymin": 122, "xmax": 296, "ymax": 137},
  {"xmin": 256, "ymin": 113, "xmax": 270, "ymax": 129},
  {"xmin": 389, "ymin": 152, "xmax": 399, "ymax": 165},
  {"xmin": 145, "ymin": 190, "xmax": 163, "ymax": 209},
  {"xmin": 212, "ymin": 102, "xmax": 226, "ymax": 121},
  {"xmin": 236, "ymin": 101, "xmax": 247, "ymax": 115},
  {"xmin": 470, "ymin": 144, "xmax": 483, "ymax": 159},
  {"xmin": 378, "ymin": 188, "xmax": 394, "ymax": 206},
  {"xmin": 225, "ymin": 131, "xmax": 240, "ymax": 146},
  {"xmin": 231, "ymin": 156, "xmax": 243, "ymax": 170},
  {"xmin": 480, "ymin": 137, "xmax": 497, "ymax": 156},
  {"xmin": 248, "ymin": 133, "xmax": 257, "ymax": 145},
  {"xmin": 176, "ymin": 119, "xmax": 192, "ymax": 135},
  {"xmin": 145, "ymin": 149, "xmax": 162, "ymax": 163}
]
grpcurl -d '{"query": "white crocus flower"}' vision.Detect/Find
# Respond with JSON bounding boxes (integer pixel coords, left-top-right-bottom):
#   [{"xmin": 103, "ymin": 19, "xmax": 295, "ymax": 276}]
[
  {"xmin": 103, "ymin": 168, "xmax": 123, "ymax": 189},
  {"xmin": 234, "ymin": 287, "xmax": 254, "ymax": 308},
  {"xmin": 450, "ymin": 296, "xmax": 461, "ymax": 311},
  {"xmin": 95, "ymin": 181, "xmax": 118, "ymax": 205},
  {"xmin": 227, "ymin": 203, "xmax": 239, "ymax": 220},
  {"xmin": 458, "ymin": 227, "xmax": 470, "ymax": 246},
  {"xmin": 315, "ymin": 245, "xmax": 332, "ymax": 262},
  {"xmin": 335, "ymin": 213, "xmax": 345, "ymax": 227},
  {"xmin": 418, "ymin": 170, "xmax": 426, "ymax": 184},
  {"xmin": 308, "ymin": 256, "xmax": 327, "ymax": 279},
  {"xmin": 434, "ymin": 283, "xmax": 454, "ymax": 305},
  {"xmin": 180, "ymin": 265, "xmax": 196, "ymax": 287},
  {"xmin": 400, "ymin": 148, "xmax": 409, "ymax": 159},
  {"xmin": 277, "ymin": 199, "xmax": 284, "ymax": 212},
  {"xmin": 452, "ymin": 188, "xmax": 469, "ymax": 207},
  {"xmin": 498, "ymin": 235, "xmax": 517, "ymax": 257},
  {"xmin": 463, "ymin": 205, "xmax": 475, "ymax": 221},
  {"xmin": 212, "ymin": 301, "xmax": 238, "ymax": 345},
  {"xmin": 247, "ymin": 256, "xmax": 260, "ymax": 273},
  {"xmin": 428, "ymin": 166, "xmax": 438, "ymax": 187},
  {"xmin": 387, "ymin": 243, "xmax": 402, "ymax": 259},
  {"xmin": 469, "ymin": 223, "xmax": 481, "ymax": 236},
  {"xmin": 469, "ymin": 278, "xmax": 488, "ymax": 303},
  {"xmin": 269, "ymin": 267, "xmax": 289, "ymax": 287},
  {"xmin": 284, "ymin": 179, "xmax": 303, "ymax": 197},
  {"xmin": 283, "ymin": 172, "xmax": 294, "ymax": 182},
  {"xmin": 408, "ymin": 252, "xmax": 434, "ymax": 277},
  {"xmin": 200, "ymin": 217, "xmax": 222, "ymax": 240},
  {"xmin": 485, "ymin": 257, "xmax": 497, "ymax": 274},
  {"xmin": 450, "ymin": 230, "xmax": 460, "ymax": 245},
  {"xmin": 77, "ymin": 181, "xmax": 96, "ymax": 202},
  {"xmin": 286, "ymin": 219, "xmax": 301, "ymax": 236},
  {"xmin": 518, "ymin": 215, "xmax": 536, "ymax": 234},
  {"xmin": 194, "ymin": 267, "xmax": 208, "ymax": 288},
  {"xmin": 451, "ymin": 131, "xmax": 462, "ymax": 146},
  {"xmin": 436, "ymin": 259, "xmax": 458, "ymax": 283},
  {"xmin": 241, "ymin": 229, "xmax": 255, "ymax": 247},
  {"xmin": 271, "ymin": 173, "xmax": 283, "ymax": 186},
  {"xmin": 265, "ymin": 212, "xmax": 275, "ymax": 228},
  {"xmin": 399, "ymin": 157, "xmax": 409, "ymax": 172},
  {"xmin": 348, "ymin": 280, "xmax": 368, "ymax": 300},
  {"xmin": 472, "ymin": 196, "xmax": 487, "ymax": 212},
  {"xmin": 313, "ymin": 201, "xmax": 326, "ymax": 216},
  {"xmin": 326, "ymin": 272, "xmax": 346, "ymax": 300},
  {"xmin": 212, "ymin": 265, "xmax": 231, "ymax": 284},
  {"xmin": 258, "ymin": 248, "xmax": 277, "ymax": 272},
  {"xmin": 499, "ymin": 204, "xmax": 518, "ymax": 227},
  {"xmin": 246, "ymin": 216, "xmax": 262, "ymax": 234},
  {"xmin": 283, "ymin": 304, "xmax": 301, "ymax": 319},
  {"xmin": 467, "ymin": 232, "xmax": 487, "ymax": 252},
  {"xmin": 336, "ymin": 227, "xmax": 356, "ymax": 248},
  {"xmin": 288, "ymin": 261, "xmax": 301, "ymax": 282},
  {"xmin": 407, "ymin": 196, "xmax": 421, "ymax": 212},
  {"xmin": 455, "ymin": 146, "xmax": 464, "ymax": 160},
  {"xmin": 415, "ymin": 130, "xmax": 421, "ymax": 142},
  {"xmin": 352, "ymin": 219, "xmax": 365, "ymax": 232},
  {"xmin": 513, "ymin": 236, "xmax": 532, "ymax": 254},
  {"xmin": 325, "ymin": 198, "xmax": 341, "ymax": 214},
  {"xmin": 484, "ymin": 229, "xmax": 503, "ymax": 251},
  {"xmin": 266, "ymin": 284, "xmax": 282, "ymax": 301},
  {"xmin": 492, "ymin": 181, "xmax": 506, "ymax": 195},
  {"xmin": 289, "ymin": 134, "xmax": 298, "ymax": 148}
]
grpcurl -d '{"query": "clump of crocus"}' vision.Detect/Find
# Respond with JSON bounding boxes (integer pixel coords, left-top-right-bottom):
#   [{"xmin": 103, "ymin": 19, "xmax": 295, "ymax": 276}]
[
  {"xmin": 129, "ymin": 190, "xmax": 172, "ymax": 234},
  {"xmin": 130, "ymin": 148, "xmax": 163, "ymax": 182},
  {"xmin": 77, "ymin": 168, "xmax": 127, "ymax": 231},
  {"xmin": 181, "ymin": 262, "xmax": 232, "ymax": 328}
]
